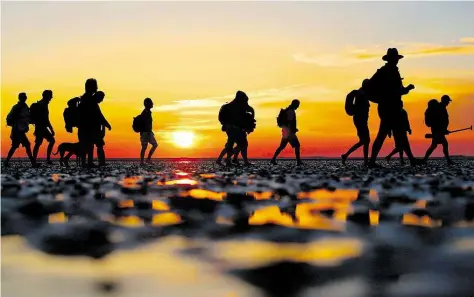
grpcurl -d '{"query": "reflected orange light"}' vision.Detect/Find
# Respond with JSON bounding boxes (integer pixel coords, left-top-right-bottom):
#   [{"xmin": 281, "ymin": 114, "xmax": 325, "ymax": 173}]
[
  {"xmin": 119, "ymin": 200, "xmax": 134, "ymax": 208},
  {"xmin": 249, "ymin": 191, "xmax": 273, "ymax": 200},
  {"xmin": 116, "ymin": 216, "xmax": 144, "ymax": 227},
  {"xmin": 48, "ymin": 212, "xmax": 67, "ymax": 224},
  {"xmin": 298, "ymin": 189, "xmax": 359, "ymax": 201},
  {"xmin": 402, "ymin": 214, "xmax": 442, "ymax": 228},
  {"xmin": 212, "ymin": 238, "xmax": 363, "ymax": 269},
  {"xmin": 51, "ymin": 174, "xmax": 60, "ymax": 182},
  {"xmin": 152, "ymin": 200, "xmax": 170, "ymax": 211},
  {"xmin": 184, "ymin": 189, "xmax": 226, "ymax": 201},
  {"xmin": 159, "ymin": 179, "xmax": 198, "ymax": 186},
  {"xmin": 151, "ymin": 213, "xmax": 181, "ymax": 226}
]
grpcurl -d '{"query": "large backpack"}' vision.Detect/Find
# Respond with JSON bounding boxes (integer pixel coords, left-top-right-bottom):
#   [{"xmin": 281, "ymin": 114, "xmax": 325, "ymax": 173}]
[
  {"xmin": 365, "ymin": 68, "xmax": 386, "ymax": 104},
  {"xmin": 6, "ymin": 105, "xmax": 17, "ymax": 127},
  {"xmin": 63, "ymin": 97, "xmax": 81, "ymax": 133},
  {"xmin": 218, "ymin": 103, "xmax": 232, "ymax": 126},
  {"xmin": 132, "ymin": 114, "xmax": 145, "ymax": 133},
  {"xmin": 424, "ymin": 99, "xmax": 440, "ymax": 128},
  {"xmin": 277, "ymin": 108, "xmax": 288, "ymax": 127},
  {"xmin": 344, "ymin": 90, "xmax": 357, "ymax": 116},
  {"xmin": 29, "ymin": 102, "xmax": 43, "ymax": 125}
]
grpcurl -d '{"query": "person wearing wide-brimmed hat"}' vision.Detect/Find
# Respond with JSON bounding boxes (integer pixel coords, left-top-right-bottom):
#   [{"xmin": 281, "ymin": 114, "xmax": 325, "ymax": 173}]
[{"xmin": 365, "ymin": 48, "xmax": 420, "ymax": 168}]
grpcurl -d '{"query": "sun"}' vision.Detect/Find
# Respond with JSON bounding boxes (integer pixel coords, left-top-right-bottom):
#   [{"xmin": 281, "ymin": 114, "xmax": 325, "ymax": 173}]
[{"xmin": 172, "ymin": 131, "xmax": 195, "ymax": 148}]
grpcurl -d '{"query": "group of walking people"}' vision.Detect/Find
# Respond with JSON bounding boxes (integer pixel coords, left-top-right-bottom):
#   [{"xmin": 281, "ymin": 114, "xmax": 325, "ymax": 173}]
[
  {"xmin": 4, "ymin": 79, "xmax": 159, "ymax": 168},
  {"xmin": 3, "ymin": 48, "xmax": 457, "ymax": 169},
  {"xmin": 340, "ymin": 48, "xmax": 454, "ymax": 167}
]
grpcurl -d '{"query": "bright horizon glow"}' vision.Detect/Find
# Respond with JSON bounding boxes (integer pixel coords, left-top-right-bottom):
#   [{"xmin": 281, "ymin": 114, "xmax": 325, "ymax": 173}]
[
  {"xmin": 172, "ymin": 131, "xmax": 195, "ymax": 148},
  {"xmin": 1, "ymin": 1, "xmax": 473, "ymax": 158}
]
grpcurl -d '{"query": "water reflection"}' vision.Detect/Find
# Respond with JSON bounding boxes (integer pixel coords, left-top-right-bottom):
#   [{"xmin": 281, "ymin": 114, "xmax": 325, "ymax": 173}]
[
  {"xmin": 210, "ymin": 238, "xmax": 363, "ymax": 269},
  {"xmin": 48, "ymin": 212, "xmax": 67, "ymax": 224}
]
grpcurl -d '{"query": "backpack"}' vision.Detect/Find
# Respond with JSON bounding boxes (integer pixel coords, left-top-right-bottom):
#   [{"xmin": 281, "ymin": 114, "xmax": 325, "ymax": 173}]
[
  {"xmin": 277, "ymin": 108, "xmax": 288, "ymax": 127},
  {"xmin": 424, "ymin": 99, "xmax": 440, "ymax": 128},
  {"xmin": 63, "ymin": 97, "xmax": 81, "ymax": 133},
  {"xmin": 6, "ymin": 106, "xmax": 16, "ymax": 127},
  {"xmin": 365, "ymin": 68, "xmax": 386, "ymax": 104},
  {"xmin": 345, "ymin": 91, "xmax": 356, "ymax": 116},
  {"xmin": 242, "ymin": 111, "xmax": 257, "ymax": 133},
  {"xmin": 218, "ymin": 103, "xmax": 232, "ymax": 126},
  {"xmin": 29, "ymin": 102, "xmax": 42, "ymax": 125},
  {"xmin": 132, "ymin": 114, "xmax": 145, "ymax": 133}
]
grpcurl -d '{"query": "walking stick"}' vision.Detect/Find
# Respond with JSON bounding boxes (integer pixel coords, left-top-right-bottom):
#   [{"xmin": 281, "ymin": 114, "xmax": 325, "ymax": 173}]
[{"xmin": 425, "ymin": 125, "xmax": 472, "ymax": 138}]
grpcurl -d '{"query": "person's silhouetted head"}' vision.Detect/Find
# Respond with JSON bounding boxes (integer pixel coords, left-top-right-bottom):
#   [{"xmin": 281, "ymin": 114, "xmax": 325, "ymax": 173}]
[
  {"xmin": 290, "ymin": 99, "xmax": 300, "ymax": 110},
  {"xmin": 361, "ymin": 79, "xmax": 370, "ymax": 91},
  {"xmin": 441, "ymin": 95, "xmax": 452, "ymax": 106},
  {"xmin": 18, "ymin": 92, "xmax": 27, "ymax": 103},
  {"xmin": 382, "ymin": 48, "xmax": 403, "ymax": 66},
  {"xmin": 95, "ymin": 91, "xmax": 105, "ymax": 103},
  {"xmin": 42, "ymin": 90, "xmax": 53, "ymax": 103},
  {"xmin": 144, "ymin": 98, "xmax": 153, "ymax": 109},
  {"xmin": 85, "ymin": 78, "xmax": 98, "ymax": 94},
  {"xmin": 235, "ymin": 90, "xmax": 249, "ymax": 105}
]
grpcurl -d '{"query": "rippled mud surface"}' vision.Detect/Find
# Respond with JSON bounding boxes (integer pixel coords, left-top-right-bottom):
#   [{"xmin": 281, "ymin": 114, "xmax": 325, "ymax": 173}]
[{"xmin": 2, "ymin": 159, "xmax": 474, "ymax": 297}]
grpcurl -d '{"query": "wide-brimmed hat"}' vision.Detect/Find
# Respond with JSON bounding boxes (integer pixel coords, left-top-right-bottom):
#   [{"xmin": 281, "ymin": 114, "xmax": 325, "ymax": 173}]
[{"xmin": 382, "ymin": 48, "xmax": 404, "ymax": 61}]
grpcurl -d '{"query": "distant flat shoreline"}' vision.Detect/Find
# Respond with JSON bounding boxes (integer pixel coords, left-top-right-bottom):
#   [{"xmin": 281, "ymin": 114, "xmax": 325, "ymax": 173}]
[{"xmin": 3, "ymin": 156, "xmax": 474, "ymax": 161}]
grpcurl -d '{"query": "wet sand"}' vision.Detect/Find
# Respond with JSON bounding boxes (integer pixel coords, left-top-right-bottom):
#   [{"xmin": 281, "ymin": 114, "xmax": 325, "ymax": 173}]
[{"xmin": 2, "ymin": 159, "xmax": 474, "ymax": 297}]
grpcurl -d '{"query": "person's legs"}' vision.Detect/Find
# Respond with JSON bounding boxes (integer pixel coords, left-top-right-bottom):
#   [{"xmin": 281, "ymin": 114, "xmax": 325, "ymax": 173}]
[
  {"xmin": 97, "ymin": 145, "xmax": 105, "ymax": 166},
  {"xmin": 441, "ymin": 138, "xmax": 452, "ymax": 164},
  {"xmin": 4, "ymin": 143, "xmax": 19, "ymax": 166},
  {"xmin": 423, "ymin": 139, "xmax": 438, "ymax": 162},
  {"xmin": 342, "ymin": 142, "xmax": 363, "ymax": 163},
  {"xmin": 140, "ymin": 143, "xmax": 148, "ymax": 164},
  {"xmin": 33, "ymin": 136, "xmax": 43, "ymax": 161},
  {"xmin": 216, "ymin": 146, "xmax": 228, "ymax": 164},
  {"xmin": 239, "ymin": 132, "xmax": 249, "ymax": 165},
  {"xmin": 45, "ymin": 131, "xmax": 55, "ymax": 163},
  {"xmin": 225, "ymin": 129, "xmax": 236, "ymax": 164},
  {"xmin": 291, "ymin": 136, "xmax": 302, "ymax": 165},
  {"xmin": 385, "ymin": 147, "xmax": 399, "ymax": 162},
  {"xmin": 147, "ymin": 143, "xmax": 158, "ymax": 161},
  {"xmin": 232, "ymin": 146, "xmax": 240, "ymax": 162},
  {"xmin": 398, "ymin": 150, "xmax": 405, "ymax": 165},
  {"xmin": 271, "ymin": 138, "xmax": 288, "ymax": 163},
  {"xmin": 370, "ymin": 120, "xmax": 389, "ymax": 165}
]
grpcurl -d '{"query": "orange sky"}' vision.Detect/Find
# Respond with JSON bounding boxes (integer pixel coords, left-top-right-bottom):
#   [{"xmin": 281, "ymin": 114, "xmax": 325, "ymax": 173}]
[{"xmin": 2, "ymin": 2, "xmax": 474, "ymax": 158}]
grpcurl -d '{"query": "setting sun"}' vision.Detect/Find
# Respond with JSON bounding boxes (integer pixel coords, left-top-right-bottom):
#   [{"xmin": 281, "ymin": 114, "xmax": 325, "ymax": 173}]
[{"xmin": 172, "ymin": 131, "xmax": 195, "ymax": 148}]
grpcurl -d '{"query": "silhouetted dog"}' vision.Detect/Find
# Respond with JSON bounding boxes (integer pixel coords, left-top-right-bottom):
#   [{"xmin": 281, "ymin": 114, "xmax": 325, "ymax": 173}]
[{"xmin": 52, "ymin": 142, "xmax": 82, "ymax": 167}]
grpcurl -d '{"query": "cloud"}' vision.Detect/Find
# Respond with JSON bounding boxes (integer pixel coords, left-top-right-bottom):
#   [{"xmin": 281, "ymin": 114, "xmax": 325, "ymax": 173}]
[
  {"xmin": 295, "ymin": 42, "xmax": 474, "ymax": 67},
  {"xmin": 460, "ymin": 37, "xmax": 474, "ymax": 44}
]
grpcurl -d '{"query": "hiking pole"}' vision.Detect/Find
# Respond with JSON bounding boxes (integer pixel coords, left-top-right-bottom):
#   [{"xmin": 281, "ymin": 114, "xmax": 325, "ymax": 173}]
[{"xmin": 425, "ymin": 125, "xmax": 472, "ymax": 138}]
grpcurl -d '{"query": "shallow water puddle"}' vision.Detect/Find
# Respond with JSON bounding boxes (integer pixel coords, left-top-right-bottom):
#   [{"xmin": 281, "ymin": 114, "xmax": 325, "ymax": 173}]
[
  {"xmin": 1, "ymin": 236, "xmax": 257, "ymax": 297},
  {"xmin": 207, "ymin": 238, "xmax": 364, "ymax": 269}
]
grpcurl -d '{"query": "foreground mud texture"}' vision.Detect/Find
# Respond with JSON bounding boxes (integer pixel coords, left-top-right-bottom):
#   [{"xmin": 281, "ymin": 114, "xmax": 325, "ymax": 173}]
[{"xmin": 2, "ymin": 159, "xmax": 474, "ymax": 297}]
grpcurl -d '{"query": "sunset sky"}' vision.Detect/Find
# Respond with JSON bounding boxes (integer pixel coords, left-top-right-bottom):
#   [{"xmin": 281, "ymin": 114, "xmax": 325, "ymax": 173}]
[{"xmin": 2, "ymin": 1, "xmax": 474, "ymax": 158}]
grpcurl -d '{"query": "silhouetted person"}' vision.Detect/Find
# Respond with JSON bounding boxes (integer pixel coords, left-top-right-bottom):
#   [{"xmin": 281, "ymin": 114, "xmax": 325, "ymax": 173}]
[
  {"xmin": 139, "ymin": 98, "xmax": 158, "ymax": 165},
  {"xmin": 31, "ymin": 90, "xmax": 55, "ymax": 165},
  {"xmin": 216, "ymin": 102, "xmax": 255, "ymax": 166},
  {"xmin": 366, "ymin": 48, "xmax": 418, "ymax": 167},
  {"xmin": 385, "ymin": 101, "xmax": 412, "ymax": 165},
  {"xmin": 271, "ymin": 99, "xmax": 302, "ymax": 165},
  {"xmin": 423, "ymin": 95, "xmax": 453, "ymax": 165},
  {"xmin": 342, "ymin": 79, "xmax": 371, "ymax": 166},
  {"xmin": 77, "ymin": 78, "xmax": 99, "ymax": 168},
  {"xmin": 218, "ymin": 91, "xmax": 252, "ymax": 166},
  {"xmin": 94, "ymin": 91, "xmax": 111, "ymax": 167},
  {"xmin": 3, "ymin": 93, "xmax": 38, "ymax": 168}
]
